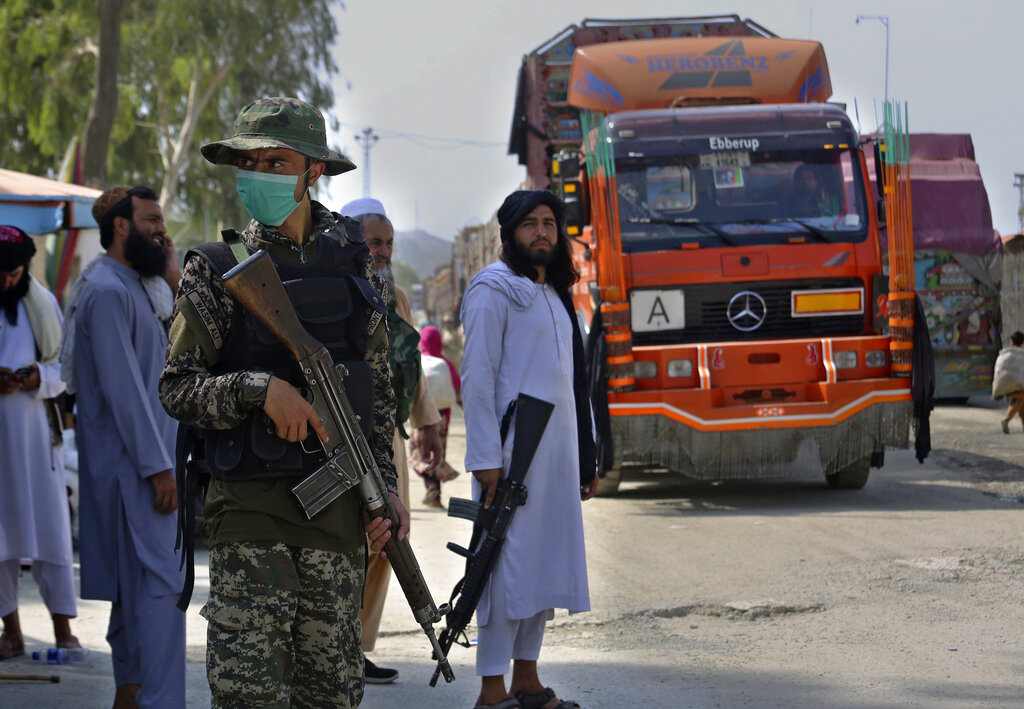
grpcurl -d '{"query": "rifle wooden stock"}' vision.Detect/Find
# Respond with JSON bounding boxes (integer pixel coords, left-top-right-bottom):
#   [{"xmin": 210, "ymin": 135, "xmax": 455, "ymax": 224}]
[
  {"xmin": 222, "ymin": 249, "xmax": 454, "ymax": 683},
  {"xmin": 222, "ymin": 250, "xmax": 321, "ymax": 363}
]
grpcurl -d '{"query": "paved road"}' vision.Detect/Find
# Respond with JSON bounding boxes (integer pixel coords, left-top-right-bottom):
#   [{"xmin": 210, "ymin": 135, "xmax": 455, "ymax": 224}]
[{"xmin": 5, "ymin": 397, "xmax": 1023, "ymax": 708}]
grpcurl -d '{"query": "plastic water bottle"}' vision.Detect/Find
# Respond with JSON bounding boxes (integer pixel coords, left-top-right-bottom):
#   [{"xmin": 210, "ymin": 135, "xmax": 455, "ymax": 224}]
[{"xmin": 31, "ymin": 647, "xmax": 90, "ymax": 664}]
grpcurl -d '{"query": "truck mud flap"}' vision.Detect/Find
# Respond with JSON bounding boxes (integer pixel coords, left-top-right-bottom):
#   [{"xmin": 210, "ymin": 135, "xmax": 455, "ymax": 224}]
[{"xmin": 611, "ymin": 401, "xmax": 912, "ymax": 480}]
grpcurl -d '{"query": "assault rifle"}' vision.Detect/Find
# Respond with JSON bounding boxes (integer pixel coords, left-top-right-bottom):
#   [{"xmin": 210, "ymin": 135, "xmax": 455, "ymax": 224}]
[
  {"xmin": 429, "ymin": 393, "xmax": 554, "ymax": 686},
  {"xmin": 222, "ymin": 250, "xmax": 454, "ymax": 683}
]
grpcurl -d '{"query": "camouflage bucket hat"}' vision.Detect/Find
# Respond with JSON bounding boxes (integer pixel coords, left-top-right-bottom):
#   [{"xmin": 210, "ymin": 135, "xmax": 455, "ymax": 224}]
[{"xmin": 201, "ymin": 97, "xmax": 356, "ymax": 176}]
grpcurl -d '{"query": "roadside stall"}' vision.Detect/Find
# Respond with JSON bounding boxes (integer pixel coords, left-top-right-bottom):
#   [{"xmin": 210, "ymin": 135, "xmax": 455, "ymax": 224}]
[{"xmin": 0, "ymin": 167, "xmax": 101, "ymax": 303}]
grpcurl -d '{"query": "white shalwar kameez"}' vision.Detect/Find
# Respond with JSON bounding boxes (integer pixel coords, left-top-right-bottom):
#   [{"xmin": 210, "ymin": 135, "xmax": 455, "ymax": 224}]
[
  {"xmin": 0, "ymin": 294, "xmax": 76, "ymax": 618},
  {"xmin": 461, "ymin": 262, "xmax": 589, "ymax": 674}
]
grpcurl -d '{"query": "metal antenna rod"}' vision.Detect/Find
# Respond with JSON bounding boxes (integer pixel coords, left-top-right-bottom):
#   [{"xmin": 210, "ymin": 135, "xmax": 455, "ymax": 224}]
[{"xmin": 856, "ymin": 15, "xmax": 890, "ymax": 105}]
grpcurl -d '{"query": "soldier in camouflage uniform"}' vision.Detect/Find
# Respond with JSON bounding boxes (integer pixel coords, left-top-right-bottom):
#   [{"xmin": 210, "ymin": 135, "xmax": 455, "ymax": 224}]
[{"xmin": 159, "ymin": 97, "xmax": 405, "ymax": 708}]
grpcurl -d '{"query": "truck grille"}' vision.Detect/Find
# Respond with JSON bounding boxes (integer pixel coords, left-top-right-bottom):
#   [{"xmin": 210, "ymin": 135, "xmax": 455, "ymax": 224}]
[{"xmin": 632, "ymin": 278, "xmax": 867, "ymax": 345}]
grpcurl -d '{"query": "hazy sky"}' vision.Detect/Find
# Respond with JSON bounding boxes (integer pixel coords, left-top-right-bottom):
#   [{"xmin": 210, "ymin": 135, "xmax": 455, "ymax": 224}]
[{"xmin": 323, "ymin": 0, "xmax": 1022, "ymax": 242}]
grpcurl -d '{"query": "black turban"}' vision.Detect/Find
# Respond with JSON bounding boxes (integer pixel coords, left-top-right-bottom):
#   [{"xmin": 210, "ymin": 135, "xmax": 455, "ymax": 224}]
[
  {"xmin": 0, "ymin": 225, "xmax": 36, "ymax": 272},
  {"xmin": 496, "ymin": 190, "xmax": 565, "ymax": 243}
]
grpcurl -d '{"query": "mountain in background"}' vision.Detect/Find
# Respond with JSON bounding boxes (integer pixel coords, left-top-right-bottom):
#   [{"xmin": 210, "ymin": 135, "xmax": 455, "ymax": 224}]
[{"xmin": 395, "ymin": 229, "xmax": 453, "ymax": 280}]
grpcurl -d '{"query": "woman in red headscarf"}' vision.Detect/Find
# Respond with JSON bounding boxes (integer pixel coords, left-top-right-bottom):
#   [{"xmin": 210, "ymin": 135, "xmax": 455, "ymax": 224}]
[{"xmin": 411, "ymin": 325, "xmax": 461, "ymax": 507}]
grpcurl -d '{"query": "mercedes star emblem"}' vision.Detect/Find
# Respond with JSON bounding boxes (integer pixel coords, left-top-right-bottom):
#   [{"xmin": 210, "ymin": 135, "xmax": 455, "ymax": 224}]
[{"xmin": 727, "ymin": 291, "xmax": 767, "ymax": 331}]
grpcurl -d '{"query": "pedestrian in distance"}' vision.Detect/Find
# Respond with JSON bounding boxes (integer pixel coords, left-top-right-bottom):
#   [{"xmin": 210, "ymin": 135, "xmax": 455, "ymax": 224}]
[
  {"xmin": 0, "ymin": 225, "xmax": 81, "ymax": 662},
  {"xmin": 160, "ymin": 97, "xmax": 404, "ymax": 708},
  {"xmin": 67, "ymin": 185, "xmax": 185, "ymax": 708},
  {"xmin": 460, "ymin": 190, "xmax": 598, "ymax": 709},
  {"xmin": 441, "ymin": 313, "xmax": 464, "ymax": 373},
  {"xmin": 992, "ymin": 330, "xmax": 1024, "ymax": 433},
  {"xmin": 413, "ymin": 324, "xmax": 463, "ymax": 508},
  {"xmin": 340, "ymin": 196, "xmax": 444, "ymax": 683}
]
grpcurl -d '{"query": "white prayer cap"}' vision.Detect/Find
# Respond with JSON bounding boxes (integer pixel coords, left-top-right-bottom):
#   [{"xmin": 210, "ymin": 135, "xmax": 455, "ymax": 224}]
[{"xmin": 340, "ymin": 197, "xmax": 387, "ymax": 218}]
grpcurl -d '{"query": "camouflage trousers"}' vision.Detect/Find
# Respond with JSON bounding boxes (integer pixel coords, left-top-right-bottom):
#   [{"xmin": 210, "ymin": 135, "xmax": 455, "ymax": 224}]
[{"xmin": 202, "ymin": 542, "xmax": 365, "ymax": 708}]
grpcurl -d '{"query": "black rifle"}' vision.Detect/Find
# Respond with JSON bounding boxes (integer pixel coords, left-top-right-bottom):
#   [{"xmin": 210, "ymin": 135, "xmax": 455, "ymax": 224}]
[
  {"xmin": 429, "ymin": 393, "xmax": 554, "ymax": 686},
  {"xmin": 221, "ymin": 250, "xmax": 454, "ymax": 683}
]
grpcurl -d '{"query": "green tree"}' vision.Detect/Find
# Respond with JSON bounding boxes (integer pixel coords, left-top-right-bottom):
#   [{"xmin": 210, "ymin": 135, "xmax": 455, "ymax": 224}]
[
  {"xmin": 0, "ymin": 0, "xmax": 97, "ymax": 178},
  {"xmin": 0, "ymin": 0, "xmax": 342, "ymax": 243},
  {"xmin": 81, "ymin": 0, "xmax": 129, "ymax": 187}
]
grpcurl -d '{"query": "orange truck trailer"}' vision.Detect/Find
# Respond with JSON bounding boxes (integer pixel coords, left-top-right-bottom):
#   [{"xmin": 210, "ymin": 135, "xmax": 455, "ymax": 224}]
[{"xmin": 508, "ymin": 17, "xmax": 916, "ymax": 493}]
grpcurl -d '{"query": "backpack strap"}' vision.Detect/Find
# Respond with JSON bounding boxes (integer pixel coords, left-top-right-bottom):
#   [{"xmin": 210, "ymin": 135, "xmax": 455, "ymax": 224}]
[
  {"xmin": 222, "ymin": 228, "xmax": 251, "ymax": 265},
  {"xmin": 181, "ymin": 236, "xmax": 252, "ymax": 358}
]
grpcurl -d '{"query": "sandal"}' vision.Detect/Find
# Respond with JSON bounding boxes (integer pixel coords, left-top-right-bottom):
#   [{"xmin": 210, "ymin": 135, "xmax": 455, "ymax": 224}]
[
  {"xmin": 0, "ymin": 632, "xmax": 25, "ymax": 661},
  {"xmin": 476, "ymin": 700, "xmax": 521, "ymax": 709},
  {"xmin": 422, "ymin": 487, "xmax": 444, "ymax": 509},
  {"xmin": 515, "ymin": 687, "xmax": 581, "ymax": 709}
]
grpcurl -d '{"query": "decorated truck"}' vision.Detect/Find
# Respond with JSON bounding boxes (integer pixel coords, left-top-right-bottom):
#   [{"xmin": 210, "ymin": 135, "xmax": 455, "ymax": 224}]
[{"xmin": 508, "ymin": 17, "xmax": 918, "ymax": 493}]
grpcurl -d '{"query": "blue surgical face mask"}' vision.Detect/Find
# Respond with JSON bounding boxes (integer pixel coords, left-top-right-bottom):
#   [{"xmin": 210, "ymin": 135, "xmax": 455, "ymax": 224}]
[{"xmin": 235, "ymin": 168, "xmax": 310, "ymax": 227}]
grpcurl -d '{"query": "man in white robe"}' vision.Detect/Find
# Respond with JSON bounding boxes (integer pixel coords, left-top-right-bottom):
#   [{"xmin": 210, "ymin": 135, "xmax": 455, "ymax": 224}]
[
  {"xmin": 0, "ymin": 225, "xmax": 80, "ymax": 660},
  {"xmin": 69, "ymin": 186, "xmax": 185, "ymax": 709},
  {"xmin": 461, "ymin": 190, "xmax": 598, "ymax": 709},
  {"xmin": 341, "ymin": 196, "xmax": 444, "ymax": 684}
]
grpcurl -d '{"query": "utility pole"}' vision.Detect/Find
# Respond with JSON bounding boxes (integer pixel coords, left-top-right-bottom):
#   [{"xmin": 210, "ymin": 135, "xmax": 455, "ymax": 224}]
[
  {"xmin": 354, "ymin": 127, "xmax": 379, "ymax": 198},
  {"xmin": 856, "ymin": 15, "xmax": 890, "ymax": 105},
  {"xmin": 1015, "ymin": 173, "xmax": 1024, "ymax": 233}
]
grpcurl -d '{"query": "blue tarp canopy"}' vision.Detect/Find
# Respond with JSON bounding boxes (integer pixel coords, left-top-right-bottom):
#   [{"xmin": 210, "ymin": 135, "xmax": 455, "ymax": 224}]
[{"xmin": 0, "ymin": 167, "xmax": 101, "ymax": 234}]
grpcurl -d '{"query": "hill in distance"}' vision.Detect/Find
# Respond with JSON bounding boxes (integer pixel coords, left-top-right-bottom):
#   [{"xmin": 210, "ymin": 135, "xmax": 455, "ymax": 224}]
[{"xmin": 395, "ymin": 229, "xmax": 452, "ymax": 280}]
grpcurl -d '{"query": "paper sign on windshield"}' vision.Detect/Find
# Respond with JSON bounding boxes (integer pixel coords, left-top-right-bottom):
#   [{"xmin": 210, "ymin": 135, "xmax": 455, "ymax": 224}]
[{"xmin": 700, "ymin": 151, "xmax": 751, "ymax": 169}]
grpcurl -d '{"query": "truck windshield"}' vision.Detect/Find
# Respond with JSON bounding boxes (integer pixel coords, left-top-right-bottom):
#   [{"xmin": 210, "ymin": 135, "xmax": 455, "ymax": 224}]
[{"xmin": 615, "ymin": 147, "xmax": 868, "ymax": 250}]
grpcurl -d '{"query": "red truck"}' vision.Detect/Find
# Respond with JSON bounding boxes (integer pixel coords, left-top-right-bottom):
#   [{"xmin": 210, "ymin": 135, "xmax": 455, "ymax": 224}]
[{"xmin": 508, "ymin": 17, "xmax": 917, "ymax": 493}]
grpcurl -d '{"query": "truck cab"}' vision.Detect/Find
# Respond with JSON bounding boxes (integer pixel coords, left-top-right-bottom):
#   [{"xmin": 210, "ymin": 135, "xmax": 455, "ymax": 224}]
[{"xmin": 552, "ymin": 33, "xmax": 915, "ymax": 492}]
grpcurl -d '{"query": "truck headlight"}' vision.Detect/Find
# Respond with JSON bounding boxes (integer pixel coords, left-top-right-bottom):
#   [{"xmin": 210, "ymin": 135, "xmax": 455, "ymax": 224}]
[
  {"xmin": 634, "ymin": 361, "xmax": 658, "ymax": 379},
  {"xmin": 832, "ymin": 351, "xmax": 858, "ymax": 369},
  {"xmin": 865, "ymin": 350, "xmax": 887, "ymax": 368},
  {"xmin": 667, "ymin": 359, "xmax": 693, "ymax": 378}
]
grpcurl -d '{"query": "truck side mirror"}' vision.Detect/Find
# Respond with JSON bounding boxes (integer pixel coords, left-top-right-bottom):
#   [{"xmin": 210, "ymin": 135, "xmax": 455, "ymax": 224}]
[
  {"xmin": 873, "ymin": 140, "xmax": 886, "ymax": 190},
  {"xmin": 554, "ymin": 150, "xmax": 587, "ymax": 236},
  {"xmin": 563, "ymin": 180, "xmax": 586, "ymax": 237},
  {"xmin": 555, "ymin": 150, "xmax": 581, "ymax": 179},
  {"xmin": 872, "ymin": 141, "xmax": 887, "ymax": 224}
]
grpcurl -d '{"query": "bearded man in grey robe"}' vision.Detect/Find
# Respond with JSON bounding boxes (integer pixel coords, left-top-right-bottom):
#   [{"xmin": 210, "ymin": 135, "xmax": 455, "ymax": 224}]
[{"xmin": 68, "ymin": 185, "xmax": 184, "ymax": 709}]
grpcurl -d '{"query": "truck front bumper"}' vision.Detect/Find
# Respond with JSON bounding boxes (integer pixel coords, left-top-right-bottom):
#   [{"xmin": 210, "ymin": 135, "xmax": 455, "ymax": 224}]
[{"xmin": 609, "ymin": 385, "xmax": 913, "ymax": 479}]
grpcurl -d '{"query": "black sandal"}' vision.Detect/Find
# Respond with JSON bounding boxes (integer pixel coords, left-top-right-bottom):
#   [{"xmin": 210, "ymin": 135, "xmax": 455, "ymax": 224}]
[
  {"xmin": 476, "ymin": 699, "xmax": 521, "ymax": 709},
  {"xmin": 515, "ymin": 687, "xmax": 581, "ymax": 709}
]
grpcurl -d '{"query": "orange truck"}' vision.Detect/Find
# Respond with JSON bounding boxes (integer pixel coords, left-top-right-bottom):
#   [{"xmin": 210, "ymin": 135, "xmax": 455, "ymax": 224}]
[{"xmin": 508, "ymin": 17, "xmax": 915, "ymax": 493}]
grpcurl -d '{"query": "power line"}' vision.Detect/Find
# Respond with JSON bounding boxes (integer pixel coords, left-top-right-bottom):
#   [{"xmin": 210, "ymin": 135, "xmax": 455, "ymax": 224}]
[{"xmin": 340, "ymin": 123, "xmax": 505, "ymax": 151}]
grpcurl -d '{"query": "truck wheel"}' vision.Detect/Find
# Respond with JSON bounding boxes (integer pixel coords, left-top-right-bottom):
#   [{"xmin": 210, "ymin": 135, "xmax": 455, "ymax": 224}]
[
  {"xmin": 825, "ymin": 456, "xmax": 871, "ymax": 489},
  {"xmin": 596, "ymin": 466, "xmax": 622, "ymax": 496}
]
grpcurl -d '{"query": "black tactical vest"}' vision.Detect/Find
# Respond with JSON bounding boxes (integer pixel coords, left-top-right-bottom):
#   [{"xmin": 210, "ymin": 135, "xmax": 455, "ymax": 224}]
[{"xmin": 187, "ymin": 227, "xmax": 386, "ymax": 481}]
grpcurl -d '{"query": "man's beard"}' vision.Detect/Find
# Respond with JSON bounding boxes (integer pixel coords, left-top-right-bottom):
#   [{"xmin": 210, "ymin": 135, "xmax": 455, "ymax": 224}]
[
  {"xmin": 124, "ymin": 223, "xmax": 167, "ymax": 278},
  {"xmin": 0, "ymin": 269, "xmax": 30, "ymax": 325},
  {"xmin": 376, "ymin": 260, "xmax": 395, "ymax": 286},
  {"xmin": 512, "ymin": 237, "xmax": 554, "ymax": 266}
]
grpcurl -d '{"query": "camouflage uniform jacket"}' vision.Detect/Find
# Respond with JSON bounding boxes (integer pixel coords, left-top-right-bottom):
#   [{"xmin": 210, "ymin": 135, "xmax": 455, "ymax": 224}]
[{"xmin": 160, "ymin": 202, "xmax": 397, "ymax": 550}]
